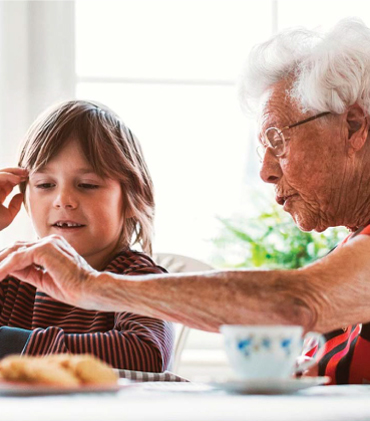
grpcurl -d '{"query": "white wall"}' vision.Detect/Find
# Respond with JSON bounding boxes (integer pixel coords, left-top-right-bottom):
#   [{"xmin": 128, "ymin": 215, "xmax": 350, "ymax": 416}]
[{"xmin": 0, "ymin": 1, "xmax": 76, "ymax": 247}]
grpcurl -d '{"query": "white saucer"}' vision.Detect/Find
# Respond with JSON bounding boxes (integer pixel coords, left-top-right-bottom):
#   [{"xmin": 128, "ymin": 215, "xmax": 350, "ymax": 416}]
[{"xmin": 209, "ymin": 376, "xmax": 331, "ymax": 395}]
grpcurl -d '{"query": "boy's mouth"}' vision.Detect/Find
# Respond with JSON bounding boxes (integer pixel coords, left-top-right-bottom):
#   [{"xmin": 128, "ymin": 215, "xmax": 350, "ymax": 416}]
[{"xmin": 52, "ymin": 220, "xmax": 86, "ymax": 229}]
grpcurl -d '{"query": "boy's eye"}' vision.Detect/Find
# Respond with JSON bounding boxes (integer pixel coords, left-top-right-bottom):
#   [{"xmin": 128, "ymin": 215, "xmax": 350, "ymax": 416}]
[
  {"xmin": 36, "ymin": 183, "xmax": 55, "ymax": 189},
  {"xmin": 79, "ymin": 183, "xmax": 99, "ymax": 189}
]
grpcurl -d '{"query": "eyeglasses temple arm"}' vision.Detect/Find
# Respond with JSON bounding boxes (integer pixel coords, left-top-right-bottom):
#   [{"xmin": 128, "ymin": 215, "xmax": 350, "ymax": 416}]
[{"xmin": 287, "ymin": 112, "xmax": 331, "ymax": 130}]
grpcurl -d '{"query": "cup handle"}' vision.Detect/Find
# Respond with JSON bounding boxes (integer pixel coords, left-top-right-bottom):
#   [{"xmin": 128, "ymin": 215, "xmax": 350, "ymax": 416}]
[{"xmin": 295, "ymin": 331, "xmax": 326, "ymax": 373}]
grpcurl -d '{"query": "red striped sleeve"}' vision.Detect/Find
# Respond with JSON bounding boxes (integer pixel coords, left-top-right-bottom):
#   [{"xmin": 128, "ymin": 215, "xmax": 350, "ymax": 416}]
[
  {"xmin": 349, "ymin": 324, "xmax": 370, "ymax": 383},
  {"xmin": 324, "ymin": 325, "xmax": 361, "ymax": 382},
  {"xmin": 0, "ymin": 280, "xmax": 5, "ymax": 310},
  {"xmin": 24, "ymin": 318, "xmax": 173, "ymax": 372}
]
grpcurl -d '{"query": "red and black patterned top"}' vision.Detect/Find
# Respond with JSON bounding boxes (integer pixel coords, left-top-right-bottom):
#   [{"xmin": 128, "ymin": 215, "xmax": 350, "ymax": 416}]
[
  {"xmin": 307, "ymin": 225, "xmax": 370, "ymax": 384},
  {"xmin": 0, "ymin": 249, "xmax": 174, "ymax": 372}
]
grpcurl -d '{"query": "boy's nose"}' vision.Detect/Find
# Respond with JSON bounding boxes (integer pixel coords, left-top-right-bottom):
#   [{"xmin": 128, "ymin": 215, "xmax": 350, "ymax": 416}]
[{"xmin": 53, "ymin": 189, "xmax": 78, "ymax": 209}]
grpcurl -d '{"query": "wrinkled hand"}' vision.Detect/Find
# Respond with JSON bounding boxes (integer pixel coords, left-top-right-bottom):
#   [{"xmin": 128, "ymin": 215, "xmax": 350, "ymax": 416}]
[
  {"xmin": 0, "ymin": 167, "xmax": 27, "ymax": 231},
  {"xmin": 0, "ymin": 235, "xmax": 99, "ymax": 309}
]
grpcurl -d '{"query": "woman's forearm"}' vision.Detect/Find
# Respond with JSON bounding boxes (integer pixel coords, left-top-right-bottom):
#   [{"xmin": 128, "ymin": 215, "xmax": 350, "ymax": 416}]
[
  {"xmin": 90, "ymin": 236, "xmax": 370, "ymax": 333},
  {"xmin": 91, "ymin": 269, "xmax": 319, "ymax": 332}
]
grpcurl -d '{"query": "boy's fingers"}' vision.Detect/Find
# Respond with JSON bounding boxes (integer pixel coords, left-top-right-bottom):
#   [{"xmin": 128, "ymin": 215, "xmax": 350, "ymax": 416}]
[
  {"xmin": 0, "ymin": 172, "xmax": 27, "ymax": 185},
  {"xmin": 0, "ymin": 168, "xmax": 28, "ymax": 177},
  {"xmin": 0, "ymin": 167, "xmax": 29, "ymax": 175},
  {"xmin": 7, "ymin": 193, "xmax": 24, "ymax": 220},
  {"xmin": 0, "ymin": 173, "xmax": 27, "ymax": 204},
  {"xmin": 0, "ymin": 184, "xmax": 13, "ymax": 203}
]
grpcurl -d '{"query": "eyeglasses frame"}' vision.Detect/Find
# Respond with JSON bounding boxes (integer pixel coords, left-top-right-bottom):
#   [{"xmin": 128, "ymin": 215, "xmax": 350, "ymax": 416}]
[{"xmin": 258, "ymin": 111, "xmax": 331, "ymax": 161}]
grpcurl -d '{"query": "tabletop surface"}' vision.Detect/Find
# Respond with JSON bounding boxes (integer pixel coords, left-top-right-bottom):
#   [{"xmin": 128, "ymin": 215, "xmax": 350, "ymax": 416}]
[{"xmin": 1, "ymin": 383, "xmax": 370, "ymax": 421}]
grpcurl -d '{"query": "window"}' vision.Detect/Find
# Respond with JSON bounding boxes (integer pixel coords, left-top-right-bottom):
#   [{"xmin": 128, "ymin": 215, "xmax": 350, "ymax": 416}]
[
  {"xmin": 75, "ymin": 0, "xmax": 272, "ymax": 262},
  {"xmin": 76, "ymin": 0, "xmax": 370, "ymax": 264}
]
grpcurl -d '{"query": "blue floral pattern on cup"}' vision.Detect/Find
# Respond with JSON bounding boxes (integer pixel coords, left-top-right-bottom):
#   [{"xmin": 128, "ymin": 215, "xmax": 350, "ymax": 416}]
[
  {"xmin": 281, "ymin": 338, "xmax": 292, "ymax": 356},
  {"xmin": 235, "ymin": 335, "xmax": 293, "ymax": 358},
  {"xmin": 237, "ymin": 338, "xmax": 253, "ymax": 356}
]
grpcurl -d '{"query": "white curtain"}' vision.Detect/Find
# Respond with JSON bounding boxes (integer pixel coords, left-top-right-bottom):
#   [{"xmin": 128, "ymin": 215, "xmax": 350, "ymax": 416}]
[{"xmin": 0, "ymin": 0, "xmax": 76, "ymax": 246}]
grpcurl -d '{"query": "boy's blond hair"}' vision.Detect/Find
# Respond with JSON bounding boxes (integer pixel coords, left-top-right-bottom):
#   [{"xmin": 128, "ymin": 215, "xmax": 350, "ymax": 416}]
[{"xmin": 18, "ymin": 100, "xmax": 155, "ymax": 255}]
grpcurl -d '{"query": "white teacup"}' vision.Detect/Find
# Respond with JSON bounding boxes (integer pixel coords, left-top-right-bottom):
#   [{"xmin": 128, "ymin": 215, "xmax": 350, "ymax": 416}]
[{"xmin": 220, "ymin": 325, "xmax": 325, "ymax": 380}]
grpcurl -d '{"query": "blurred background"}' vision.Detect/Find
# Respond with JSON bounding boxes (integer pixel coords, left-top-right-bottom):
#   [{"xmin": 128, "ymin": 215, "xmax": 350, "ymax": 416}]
[{"xmin": 0, "ymin": 0, "xmax": 367, "ymax": 379}]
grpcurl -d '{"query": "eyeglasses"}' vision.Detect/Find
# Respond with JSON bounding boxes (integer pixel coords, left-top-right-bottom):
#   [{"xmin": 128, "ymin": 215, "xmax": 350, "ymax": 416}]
[{"xmin": 257, "ymin": 112, "xmax": 331, "ymax": 162}]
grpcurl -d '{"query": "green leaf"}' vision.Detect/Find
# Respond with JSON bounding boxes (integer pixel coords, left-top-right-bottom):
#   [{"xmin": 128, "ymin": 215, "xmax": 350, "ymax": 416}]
[{"xmin": 210, "ymin": 199, "xmax": 347, "ymax": 270}]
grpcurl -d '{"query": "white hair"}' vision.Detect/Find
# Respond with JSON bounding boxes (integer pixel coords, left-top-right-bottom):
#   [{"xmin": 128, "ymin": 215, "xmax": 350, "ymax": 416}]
[{"xmin": 238, "ymin": 18, "xmax": 370, "ymax": 116}]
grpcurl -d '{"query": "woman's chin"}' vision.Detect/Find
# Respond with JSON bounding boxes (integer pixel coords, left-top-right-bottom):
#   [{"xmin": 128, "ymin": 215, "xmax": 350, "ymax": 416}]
[{"xmin": 290, "ymin": 211, "xmax": 322, "ymax": 232}]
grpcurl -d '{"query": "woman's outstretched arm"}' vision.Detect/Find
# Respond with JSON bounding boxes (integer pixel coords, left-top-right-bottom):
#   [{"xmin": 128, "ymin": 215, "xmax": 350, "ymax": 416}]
[{"xmin": 0, "ymin": 234, "xmax": 369, "ymax": 333}]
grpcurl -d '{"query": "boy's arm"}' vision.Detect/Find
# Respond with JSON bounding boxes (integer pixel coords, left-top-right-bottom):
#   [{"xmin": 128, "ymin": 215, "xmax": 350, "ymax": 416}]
[
  {"xmin": 0, "ymin": 281, "xmax": 4, "ymax": 312},
  {"xmin": 22, "ymin": 316, "xmax": 173, "ymax": 371},
  {"xmin": 0, "ymin": 326, "xmax": 31, "ymax": 358}
]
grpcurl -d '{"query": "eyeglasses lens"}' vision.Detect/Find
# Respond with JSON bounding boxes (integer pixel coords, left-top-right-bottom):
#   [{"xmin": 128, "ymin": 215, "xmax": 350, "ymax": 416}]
[{"xmin": 265, "ymin": 128, "xmax": 284, "ymax": 156}]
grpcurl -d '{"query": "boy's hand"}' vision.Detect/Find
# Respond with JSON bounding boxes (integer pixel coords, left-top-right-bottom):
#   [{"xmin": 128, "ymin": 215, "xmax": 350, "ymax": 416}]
[
  {"xmin": 0, "ymin": 235, "xmax": 99, "ymax": 309},
  {"xmin": 0, "ymin": 167, "xmax": 28, "ymax": 231}
]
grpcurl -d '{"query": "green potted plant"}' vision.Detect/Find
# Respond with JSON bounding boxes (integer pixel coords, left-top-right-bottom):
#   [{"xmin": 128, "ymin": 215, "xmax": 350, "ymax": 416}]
[{"xmin": 210, "ymin": 200, "xmax": 347, "ymax": 269}]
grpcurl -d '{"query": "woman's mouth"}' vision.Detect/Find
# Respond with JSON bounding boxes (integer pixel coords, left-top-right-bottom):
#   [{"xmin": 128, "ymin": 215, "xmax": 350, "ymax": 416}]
[{"xmin": 276, "ymin": 194, "xmax": 298, "ymax": 206}]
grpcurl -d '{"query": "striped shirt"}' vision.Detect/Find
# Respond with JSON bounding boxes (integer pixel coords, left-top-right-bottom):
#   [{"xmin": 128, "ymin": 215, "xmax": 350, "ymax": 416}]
[
  {"xmin": 307, "ymin": 225, "xmax": 370, "ymax": 384},
  {"xmin": 0, "ymin": 249, "xmax": 174, "ymax": 372}
]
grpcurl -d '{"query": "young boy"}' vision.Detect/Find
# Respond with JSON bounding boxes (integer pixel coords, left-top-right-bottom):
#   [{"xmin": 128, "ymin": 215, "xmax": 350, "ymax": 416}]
[{"xmin": 0, "ymin": 100, "xmax": 174, "ymax": 372}]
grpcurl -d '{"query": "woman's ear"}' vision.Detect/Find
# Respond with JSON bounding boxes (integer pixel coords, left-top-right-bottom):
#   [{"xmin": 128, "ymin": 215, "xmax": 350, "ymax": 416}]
[{"xmin": 346, "ymin": 103, "xmax": 369, "ymax": 154}]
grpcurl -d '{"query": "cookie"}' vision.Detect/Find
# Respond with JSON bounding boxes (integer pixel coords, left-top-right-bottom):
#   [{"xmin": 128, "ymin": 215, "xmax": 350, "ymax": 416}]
[{"xmin": 0, "ymin": 354, "xmax": 118, "ymax": 387}]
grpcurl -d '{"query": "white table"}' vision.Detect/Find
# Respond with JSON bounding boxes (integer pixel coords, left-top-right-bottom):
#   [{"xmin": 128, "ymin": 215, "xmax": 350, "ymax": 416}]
[{"xmin": 1, "ymin": 383, "xmax": 370, "ymax": 421}]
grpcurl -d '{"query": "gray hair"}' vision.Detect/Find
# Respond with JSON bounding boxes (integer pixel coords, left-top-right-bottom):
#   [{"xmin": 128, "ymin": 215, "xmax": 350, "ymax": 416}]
[{"xmin": 238, "ymin": 18, "xmax": 370, "ymax": 116}]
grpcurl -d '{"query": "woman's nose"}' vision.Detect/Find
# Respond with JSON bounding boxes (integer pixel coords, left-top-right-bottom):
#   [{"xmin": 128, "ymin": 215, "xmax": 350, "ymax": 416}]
[
  {"xmin": 259, "ymin": 149, "xmax": 283, "ymax": 184},
  {"xmin": 53, "ymin": 188, "xmax": 78, "ymax": 209}
]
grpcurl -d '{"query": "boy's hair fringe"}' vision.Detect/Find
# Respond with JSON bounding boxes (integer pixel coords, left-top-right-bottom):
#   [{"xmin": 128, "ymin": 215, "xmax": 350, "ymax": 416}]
[{"xmin": 18, "ymin": 99, "xmax": 155, "ymax": 255}]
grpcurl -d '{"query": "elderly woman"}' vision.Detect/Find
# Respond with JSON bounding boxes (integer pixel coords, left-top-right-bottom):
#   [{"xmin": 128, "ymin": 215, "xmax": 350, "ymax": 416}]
[{"xmin": 1, "ymin": 18, "xmax": 370, "ymax": 385}]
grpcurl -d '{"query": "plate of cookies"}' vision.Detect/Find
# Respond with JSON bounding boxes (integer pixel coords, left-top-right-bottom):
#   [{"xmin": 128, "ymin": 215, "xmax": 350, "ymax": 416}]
[{"xmin": 0, "ymin": 354, "xmax": 122, "ymax": 396}]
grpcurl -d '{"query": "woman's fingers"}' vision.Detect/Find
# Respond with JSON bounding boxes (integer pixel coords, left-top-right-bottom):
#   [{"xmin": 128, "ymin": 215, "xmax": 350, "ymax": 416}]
[
  {"xmin": 0, "ymin": 241, "xmax": 35, "ymax": 266},
  {"xmin": 0, "ymin": 236, "xmax": 96, "ymax": 307},
  {"xmin": 0, "ymin": 236, "xmax": 67, "ymax": 269},
  {"xmin": 0, "ymin": 240, "xmax": 30, "ymax": 251},
  {"xmin": 0, "ymin": 239, "xmax": 61, "ymax": 285}
]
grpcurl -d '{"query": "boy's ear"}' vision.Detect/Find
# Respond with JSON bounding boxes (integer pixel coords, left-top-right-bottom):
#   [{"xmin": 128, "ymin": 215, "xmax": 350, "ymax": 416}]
[
  {"xmin": 125, "ymin": 207, "xmax": 135, "ymax": 219},
  {"xmin": 346, "ymin": 103, "xmax": 369, "ymax": 154},
  {"xmin": 22, "ymin": 190, "xmax": 29, "ymax": 214}
]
